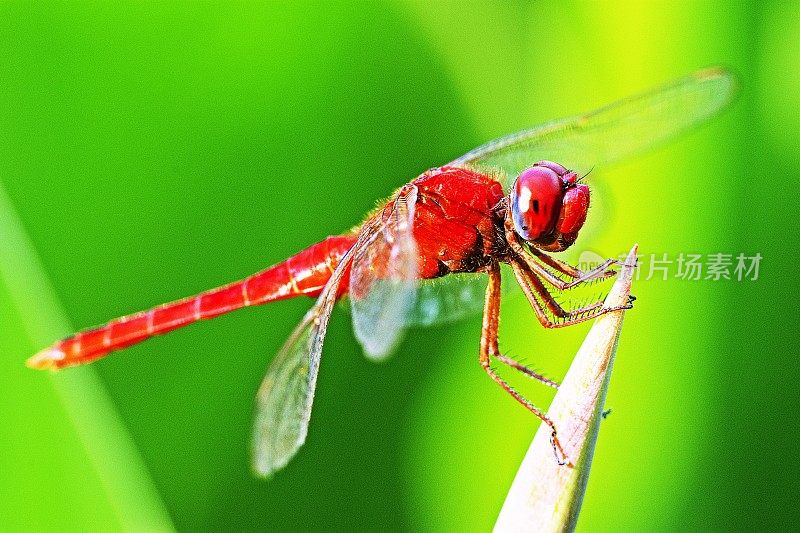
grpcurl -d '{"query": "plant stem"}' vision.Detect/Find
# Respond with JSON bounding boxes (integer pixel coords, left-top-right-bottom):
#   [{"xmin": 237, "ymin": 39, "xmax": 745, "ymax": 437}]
[
  {"xmin": 494, "ymin": 245, "xmax": 638, "ymax": 533},
  {"xmin": 0, "ymin": 183, "xmax": 175, "ymax": 531}
]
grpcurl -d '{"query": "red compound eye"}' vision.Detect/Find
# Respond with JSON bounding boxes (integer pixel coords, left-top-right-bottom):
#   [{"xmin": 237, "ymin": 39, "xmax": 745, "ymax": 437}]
[
  {"xmin": 556, "ymin": 184, "xmax": 590, "ymax": 235},
  {"xmin": 534, "ymin": 160, "xmax": 569, "ymax": 176},
  {"xmin": 511, "ymin": 165, "xmax": 563, "ymax": 241}
]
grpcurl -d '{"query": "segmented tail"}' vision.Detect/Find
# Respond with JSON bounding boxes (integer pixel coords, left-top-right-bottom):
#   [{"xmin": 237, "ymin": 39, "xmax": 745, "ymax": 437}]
[{"xmin": 27, "ymin": 235, "xmax": 356, "ymax": 370}]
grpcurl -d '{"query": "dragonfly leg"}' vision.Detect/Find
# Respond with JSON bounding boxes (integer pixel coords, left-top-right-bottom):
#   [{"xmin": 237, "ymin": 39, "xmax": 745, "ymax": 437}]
[
  {"xmin": 480, "ymin": 262, "xmax": 570, "ymax": 465},
  {"xmin": 532, "ymin": 248, "xmax": 622, "ymax": 285},
  {"xmin": 530, "ymin": 249, "xmax": 584, "ymax": 278},
  {"xmin": 492, "ymin": 353, "xmax": 560, "ymax": 389},
  {"xmin": 518, "ymin": 258, "xmax": 624, "ymax": 319},
  {"xmin": 510, "ymin": 259, "xmax": 634, "ymax": 329},
  {"xmin": 504, "ymin": 218, "xmax": 619, "ymax": 290},
  {"xmin": 536, "ymin": 252, "xmax": 618, "ymax": 290},
  {"xmin": 483, "ymin": 262, "xmax": 560, "ymax": 388}
]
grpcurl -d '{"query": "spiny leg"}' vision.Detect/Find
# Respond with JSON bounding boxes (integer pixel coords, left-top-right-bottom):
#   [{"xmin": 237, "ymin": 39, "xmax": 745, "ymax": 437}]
[
  {"xmin": 531, "ymin": 248, "xmax": 618, "ymax": 283},
  {"xmin": 510, "ymin": 259, "xmax": 633, "ymax": 329},
  {"xmin": 481, "ymin": 262, "xmax": 560, "ymax": 388},
  {"xmin": 510, "ymin": 260, "xmax": 601, "ymax": 327},
  {"xmin": 517, "ymin": 239, "xmax": 617, "ymax": 290},
  {"xmin": 534, "ymin": 244, "xmax": 639, "ymax": 289},
  {"xmin": 480, "ymin": 262, "xmax": 569, "ymax": 465},
  {"xmin": 492, "ymin": 353, "xmax": 559, "ymax": 390},
  {"xmin": 531, "ymin": 248, "xmax": 582, "ymax": 278},
  {"xmin": 516, "ymin": 259, "xmax": 605, "ymax": 320},
  {"xmin": 503, "ymin": 218, "xmax": 619, "ymax": 291},
  {"xmin": 524, "ymin": 253, "xmax": 638, "ymax": 309}
]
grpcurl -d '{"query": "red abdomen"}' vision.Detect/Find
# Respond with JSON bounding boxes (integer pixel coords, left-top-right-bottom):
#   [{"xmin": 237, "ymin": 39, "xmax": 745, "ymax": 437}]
[{"xmin": 28, "ymin": 235, "xmax": 356, "ymax": 369}]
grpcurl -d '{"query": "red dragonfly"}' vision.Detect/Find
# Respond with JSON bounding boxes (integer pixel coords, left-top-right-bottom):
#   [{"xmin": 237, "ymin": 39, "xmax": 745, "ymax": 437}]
[{"xmin": 28, "ymin": 68, "xmax": 734, "ymax": 476}]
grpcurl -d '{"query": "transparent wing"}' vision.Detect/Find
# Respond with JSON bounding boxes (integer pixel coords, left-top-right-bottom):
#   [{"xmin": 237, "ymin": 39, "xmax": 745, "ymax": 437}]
[
  {"xmin": 251, "ymin": 245, "xmax": 355, "ymax": 477},
  {"xmin": 405, "ymin": 266, "xmax": 524, "ymax": 328},
  {"xmin": 350, "ymin": 185, "xmax": 419, "ymax": 360},
  {"xmin": 405, "ymin": 274, "xmax": 487, "ymax": 327},
  {"xmin": 451, "ymin": 68, "xmax": 736, "ymax": 187}
]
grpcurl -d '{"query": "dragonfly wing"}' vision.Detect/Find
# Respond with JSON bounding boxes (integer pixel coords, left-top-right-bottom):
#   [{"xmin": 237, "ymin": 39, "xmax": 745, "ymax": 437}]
[
  {"xmin": 452, "ymin": 68, "xmax": 736, "ymax": 187},
  {"xmin": 350, "ymin": 185, "xmax": 419, "ymax": 360},
  {"xmin": 251, "ymin": 245, "xmax": 355, "ymax": 477},
  {"xmin": 406, "ymin": 265, "xmax": 524, "ymax": 328},
  {"xmin": 406, "ymin": 274, "xmax": 487, "ymax": 327}
]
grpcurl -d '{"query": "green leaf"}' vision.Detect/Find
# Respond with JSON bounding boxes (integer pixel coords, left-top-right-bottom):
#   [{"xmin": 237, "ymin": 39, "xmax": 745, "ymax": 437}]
[{"xmin": 0, "ymin": 183, "xmax": 174, "ymax": 531}]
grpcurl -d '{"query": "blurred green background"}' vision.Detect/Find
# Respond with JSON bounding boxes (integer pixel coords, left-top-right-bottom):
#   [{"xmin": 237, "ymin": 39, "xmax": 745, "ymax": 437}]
[{"xmin": 1, "ymin": 1, "xmax": 797, "ymax": 531}]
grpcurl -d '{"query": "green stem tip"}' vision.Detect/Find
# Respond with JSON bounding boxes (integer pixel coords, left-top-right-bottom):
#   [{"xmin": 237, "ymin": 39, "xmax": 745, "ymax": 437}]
[{"xmin": 495, "ymin": 244, "xmax": 638, "ymax": 533}]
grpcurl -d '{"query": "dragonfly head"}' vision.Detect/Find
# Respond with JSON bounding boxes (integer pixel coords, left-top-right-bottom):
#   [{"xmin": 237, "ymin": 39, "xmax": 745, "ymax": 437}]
[{"xmin": 509, "ymin": 160, "xmax": 590, "ymax": 252}]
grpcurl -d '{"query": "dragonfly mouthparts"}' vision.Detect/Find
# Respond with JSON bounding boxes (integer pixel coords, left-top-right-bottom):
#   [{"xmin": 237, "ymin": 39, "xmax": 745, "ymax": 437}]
[{"xmin": 26, "ymin": 347, "xmax": 66, "ymax": 370}]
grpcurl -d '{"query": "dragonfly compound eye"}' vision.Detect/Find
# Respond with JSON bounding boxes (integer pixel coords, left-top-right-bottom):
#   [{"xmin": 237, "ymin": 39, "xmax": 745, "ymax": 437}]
[
  {"xmin": 556, "ymin": 183, "xmax": 590, "ymax": 235},
  {"xmin": 511, "ymin": 164, "xmax": 564, "ymax": 241}
]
